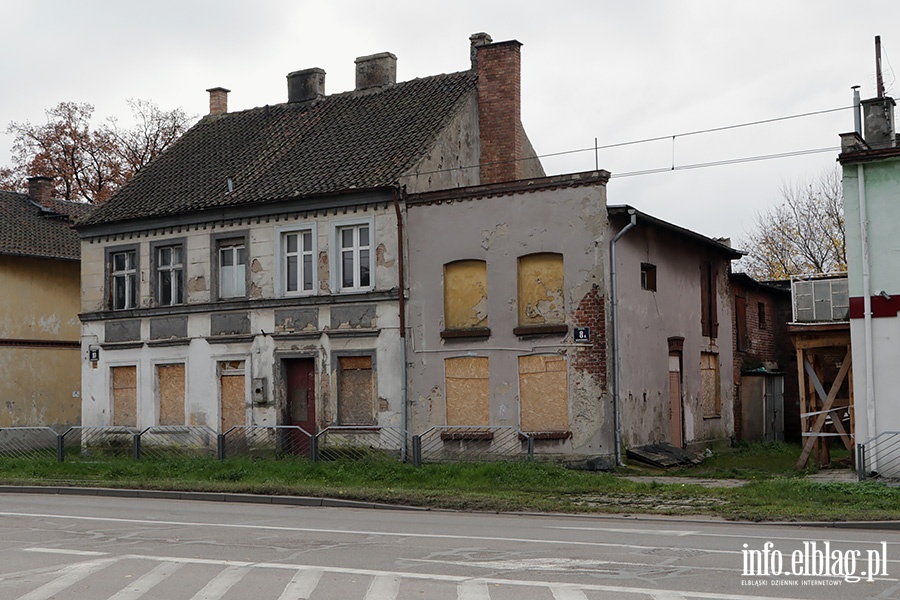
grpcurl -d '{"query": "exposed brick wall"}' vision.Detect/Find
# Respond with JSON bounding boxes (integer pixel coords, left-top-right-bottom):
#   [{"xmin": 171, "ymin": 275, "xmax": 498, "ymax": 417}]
[
  {"xmin": 572, "ymin": 284, "xmax": 607, "ymax": 387},
  {"xmin": 730, "ymin": 278, "xmax": 797, "ymax": 440},
  {"xmin": 476, "ymin": 41, "xmax": 523, "ymax": 184}
]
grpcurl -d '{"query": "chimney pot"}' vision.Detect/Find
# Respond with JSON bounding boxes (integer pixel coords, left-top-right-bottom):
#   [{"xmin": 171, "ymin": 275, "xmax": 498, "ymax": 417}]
[
  {"xmin": 27, "ymin": 176, "xmax": 54, "ymax": 209},
  {"xmin": 861, "ymin": 96, "xmax": 897, "ymax": 148},
  {"xmin": 206, "ymin": 87, "xmax": 230, "ymax": 116},
  {"xmin": 469, "ymin": 32, "xmax": 493, "ymax": 69},
  {"xmin": 287, "ymin": 68, "xmax": 326, "ymax": 103},
  {"xmin": 355, "ymin": 52, "xmax": 397, "ymax": 90}
]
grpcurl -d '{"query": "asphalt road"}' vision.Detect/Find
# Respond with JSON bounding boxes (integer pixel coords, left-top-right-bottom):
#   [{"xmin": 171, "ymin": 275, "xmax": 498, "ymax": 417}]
[{"xmin": 0, "ymin": 492, "xmax": 898, "ymax": 599}]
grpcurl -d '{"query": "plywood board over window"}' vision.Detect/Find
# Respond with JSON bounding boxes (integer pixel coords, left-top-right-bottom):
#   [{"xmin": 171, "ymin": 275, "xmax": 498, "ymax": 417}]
[
  {"xmin": 445, "ymin": 356, "xmax": 490, "ymax": 426},
  {"xmin": 518, "ymin": 355, "xmax": 568, "ymax": 432},
  {"xmin": 339, "ymin": 356, "xmax": 375, "ymax": 425},
  {"xmin": 219, "ymin": 361, "xmax": 246, "ymax": 432},
  {"xmin": 517, "ymin": 253, "xmax": 564, "ymax": 325},
  {"xmin": 443, "ymin": 260, "xmax": 488, "ymax": 329},
  {"xmin": 157, "ymin": 364, "xmax": 185, "ymax": 426},
  {"xmin": 112, "ymin": 366, "xmax": 137, "ymax": 427},
  {"xmin": 701, "ymin": 352, "xmax": 721, "ymax": 418}
]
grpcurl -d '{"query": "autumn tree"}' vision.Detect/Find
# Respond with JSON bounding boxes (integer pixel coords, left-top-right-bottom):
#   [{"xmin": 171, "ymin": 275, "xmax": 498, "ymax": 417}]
[
  {"xmin": 739, "ymin": 167, "xmax": 846, "ymax": 280},
  {"xmin": 4, "ymin": 100, "xmax": 193, "ymax": 203}
]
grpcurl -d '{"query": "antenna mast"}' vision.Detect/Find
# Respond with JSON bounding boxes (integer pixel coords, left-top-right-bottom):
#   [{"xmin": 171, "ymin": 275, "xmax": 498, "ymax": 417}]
[{"xmin": 876, "ymin": 35, "xmax": 885, "ymax": 98}]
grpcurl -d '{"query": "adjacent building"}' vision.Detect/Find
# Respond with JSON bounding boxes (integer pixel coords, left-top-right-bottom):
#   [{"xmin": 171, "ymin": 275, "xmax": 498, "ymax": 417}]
[{"xmin": 0, "ymin": 177, "xmax": 89, "ymax": 428}]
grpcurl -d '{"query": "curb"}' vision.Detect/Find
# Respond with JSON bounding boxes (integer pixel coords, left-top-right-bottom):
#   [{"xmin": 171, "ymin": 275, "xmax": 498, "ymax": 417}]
[{"xmin": 0, "ymin": 485, "xmax": 429, "ymax": 512}]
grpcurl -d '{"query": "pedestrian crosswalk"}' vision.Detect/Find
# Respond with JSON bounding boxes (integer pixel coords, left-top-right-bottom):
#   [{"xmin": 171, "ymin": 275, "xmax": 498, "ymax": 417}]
[{"xmin": 0, "ymin": 547, "xmax": 789, "ymax": 600}]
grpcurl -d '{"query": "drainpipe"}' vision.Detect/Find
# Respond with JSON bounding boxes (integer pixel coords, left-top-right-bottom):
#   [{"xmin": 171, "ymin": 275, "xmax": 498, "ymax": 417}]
[
  {"xmin": 610, "ymin": 208, "xmax": 637, "ymax": 466},
  {"xmin": 858, "ymin": 165, "xmax": 877, "ymax": 454},
  {"xmin": 392, "ymin": 188, "xmax": 409, "ymax": 461}
]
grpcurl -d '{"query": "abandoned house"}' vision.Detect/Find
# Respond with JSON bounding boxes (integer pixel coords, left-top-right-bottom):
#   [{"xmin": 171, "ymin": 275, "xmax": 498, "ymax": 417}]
[
  {"xmin": 75, "ymin": 33, "xmax": 544, "ymax": 435},
  {"xmin": 729, "ymin": 273, "xmax": 796, "ymax": 443},
  {"xmin": 404, "ymin": 180, "xmax": 742, "ymax": 457},
  {"xmin": 0, "ymin": 176, "xmax": 89, "ymax": 428}
]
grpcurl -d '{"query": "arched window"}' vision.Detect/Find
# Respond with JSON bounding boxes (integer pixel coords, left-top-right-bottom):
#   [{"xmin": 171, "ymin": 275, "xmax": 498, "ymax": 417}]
[{"xmin": 442, "ymin": 260, "xmax": 489, "ymax": 334}]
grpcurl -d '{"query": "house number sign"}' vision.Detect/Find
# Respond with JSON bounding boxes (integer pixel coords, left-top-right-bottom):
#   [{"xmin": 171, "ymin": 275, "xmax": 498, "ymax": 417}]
[{"xmin": 574, "ymin": 327, "xmax": 590, "ymax": 343}]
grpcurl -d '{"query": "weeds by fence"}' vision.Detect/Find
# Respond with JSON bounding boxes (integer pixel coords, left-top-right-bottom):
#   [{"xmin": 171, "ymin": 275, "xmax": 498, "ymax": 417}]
[{"xmin": 0, "ymin": 426, "xmax": 534, "ymax": 464}]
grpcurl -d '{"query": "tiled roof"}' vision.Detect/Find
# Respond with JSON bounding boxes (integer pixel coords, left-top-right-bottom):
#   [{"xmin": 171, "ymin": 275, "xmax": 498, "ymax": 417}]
[
  {"xmin": 81, "ymin": 71, "xmax": 478, "ymax": 227},
  {"xmin": 0, "ymin": 191, "xmax": 88, "ymax": 260}
]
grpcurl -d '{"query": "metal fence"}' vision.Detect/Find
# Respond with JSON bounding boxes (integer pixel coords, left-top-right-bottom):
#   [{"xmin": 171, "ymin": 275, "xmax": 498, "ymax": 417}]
[
  {"xmin": 0, "ymin": 425, "xmax": 535, "ymax": 464},
  {"xmin": 857, "ymin": 431, "xmax": 900, "ymax": 481},
  {"xmin": 414, "ymin": 426, "xmax": 533, "ymax": 465}
]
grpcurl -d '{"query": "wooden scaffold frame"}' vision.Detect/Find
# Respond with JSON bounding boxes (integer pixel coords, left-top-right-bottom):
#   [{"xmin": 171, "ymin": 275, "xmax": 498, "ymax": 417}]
[{"xmin": 789, "ymin": 324, "xmax": 854, "ymax": 470}]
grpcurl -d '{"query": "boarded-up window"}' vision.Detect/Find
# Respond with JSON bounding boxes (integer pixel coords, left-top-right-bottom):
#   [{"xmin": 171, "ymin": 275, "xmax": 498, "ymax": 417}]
[
  {"xmin": 517, "ymin": 253, "xmax": 564, "ymax": 326},
  {"xmin": 518, "ymin": 355, "xmax": 568, "ymax": 432},
  {"xmin": 444, "ymin": 260, "xmax": 488, "ymax": 330},
  {"xmin": 701, "ymin": 352, "xmax": 721, "ymax": 417},
  {"xmin": 339, "ymin": 356, "xmax": 375, "ymax": 425},
  {"xmin": 112, "ymin": 366, "xmax": 137, "ymax": 427},
  {"xmin": 735, "ymin": 296, "xmax": 748, "ymax": 352},
  {"xmin": 157, "ymin": 364, "xmax": 185, "ymax": 426},
  {"xmin": 219, "ymin": 361, "xmax": 246, "ymax": 431},
  {"xmin": 700, "ymin": 262, "xmax": 718, "ymax": 338},
  {"xmin": 445, "ymin": 357, "xmax": 490, "ymax": 426}
]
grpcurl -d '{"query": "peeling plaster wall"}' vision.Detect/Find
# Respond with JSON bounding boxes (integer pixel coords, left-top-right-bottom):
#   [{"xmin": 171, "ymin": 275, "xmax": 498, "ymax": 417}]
[
  {"xmin": 613, "ymin": 225, "xmax": 735, "ymax": 449},
  {"xmin": 406, "ymin": 182, "xmax": 609, "ymax": 455},
  {"xmin": 80, "ymin": 198, "xmax": 403, "ymax": 433},
  {"xmin": 0, "ymin": 255, "xmax": 80, "ymax": 427}
]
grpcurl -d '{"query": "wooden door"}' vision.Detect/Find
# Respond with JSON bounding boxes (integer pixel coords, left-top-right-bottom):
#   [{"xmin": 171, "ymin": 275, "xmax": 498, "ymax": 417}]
[
  {"xmin": 668, "ymin": 354, "xmax": 684, "ymax": 447},
  {"xmin": 285, "ymin": 358, "xmax": 316, "ymax": 454}
]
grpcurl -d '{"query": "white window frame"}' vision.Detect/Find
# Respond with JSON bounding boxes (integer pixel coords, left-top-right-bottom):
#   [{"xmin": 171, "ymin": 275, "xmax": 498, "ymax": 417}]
[
  {"xmin": 218, "ymin": 242, "xmax": 247, "ymax": 299},
  {"xmin": 275, "ymin": 224, "xmax": 318, "ymax": 297},
  {"xmin": 111, "ymin": 249, "xmax": 138, "ymax": 310},
  {"xmin": 330, "ymin": 217, "xmax": 375, "ymax": 293},
  {"xmin": 156, "ymin": 244, "xmax": 184, "ymax": 306}
]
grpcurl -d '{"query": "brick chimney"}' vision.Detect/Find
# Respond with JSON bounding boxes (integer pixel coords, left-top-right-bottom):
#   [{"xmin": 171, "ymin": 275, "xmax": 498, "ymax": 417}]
[
  {"xmin": 287, "ymin": 68, "xmax": 326, "ymax": 103},
  {"xmin": 474, "ymin": 36, "xmax": 523, "ymax": 184},
  {"xmin": 206, "ymin": 87, "xmax": 230, "ymax": 116},
  {"xmin": 355, "ymin": 53, "xmax": 397, "ymax": 90},
  {"xmin": 26, "ymin": 176, "xmax": 54, "ymax": 209}
]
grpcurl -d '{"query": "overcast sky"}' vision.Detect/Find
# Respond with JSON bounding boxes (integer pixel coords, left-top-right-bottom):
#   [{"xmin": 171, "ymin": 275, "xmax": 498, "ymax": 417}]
[{"xmin": 2, "ymin": 0, "xmax": 897, "ymax": 247}]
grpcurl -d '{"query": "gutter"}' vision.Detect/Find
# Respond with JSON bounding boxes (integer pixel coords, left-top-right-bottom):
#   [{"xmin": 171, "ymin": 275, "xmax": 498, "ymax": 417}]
[
  {"xmin": 392, "ymin": 188, "xmax": 409, "ymax": 462},
  {"xmin": 858, "ymin": 165, "xmax": 877, "ymax": 459},
  {"xmin": 610, "ymin": 209, "xmax": 637, "ymax": 466}
]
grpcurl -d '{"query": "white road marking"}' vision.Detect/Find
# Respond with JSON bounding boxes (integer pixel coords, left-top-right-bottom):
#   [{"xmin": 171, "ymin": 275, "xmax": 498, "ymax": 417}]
[
  {"xmin": 551, "ymin": 587, "xmax": 589, "ymax": 600},
  {"xmin": 457, "ymin": 581, "xmax": 491, "ymax": 600},
  {"xmin": 108, "ymin": 562, "xmax": 184, "ymax": 600},
  {"xmin": 407, "ymin": 557, "xmax": 734, "ymax": 575},
  {"xmin": 277, "ymin": 569, "xmax": 322, "ymax": 600},
  {"xmin": 16, "ymin": 558, "xmax": 117, "ymax": 600},
  {"xmin": 15, "ymin": 548, "xmax": 807, "ymax": 600},
  {"xmin": 188, "ymin": 565, "xmax": 251, "ymax": 600},
  {"xmin": 1, "ymin": 511, "xmax": 739, "ymax": 555},
  {"xmin": 365, "ymin": 574, "xmax": 400, "ymax": 600},
  {"xmin": 23, "ymin": 547, "xmax": 108, "ymax": 557},
  {"xmin": 651, "ymin": 592, "xmax": 686, "ymax": 600},
  {"xmin": 549, "ymin": 527, "xmax": 698, "ymax": 537}
]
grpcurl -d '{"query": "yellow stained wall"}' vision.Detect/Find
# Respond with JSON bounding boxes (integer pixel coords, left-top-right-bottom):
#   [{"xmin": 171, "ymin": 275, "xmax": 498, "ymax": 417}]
[{"xmin": 0, "ymin": 255, "xmax": 81, "ymax": 427}]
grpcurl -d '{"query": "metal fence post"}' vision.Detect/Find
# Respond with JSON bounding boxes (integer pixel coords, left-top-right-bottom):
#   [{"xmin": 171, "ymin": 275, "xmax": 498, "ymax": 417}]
[
  {"xmin": 217, "ymin": 434, "xmax": 226, "ymax": 460},
  {"xmin": 56, "ymin": 433, "xmax": 65, "ymax": 462},
  {"xmin": 526, "ymin": 435, "xmax": 535, "ymax": 460},
  {"xmin": 132, "ymin": 433, "xmax": 141, "ymax": 460},
  {"xmin": 412, "ymin": 435, "xmax": 421, "ymax": 467},
  {"xmin": 310, "ymin": 435, "xmax": 318, "ymax": 463},
  {"xmin": 857, "ymin": 443, "xmax": 866, "ymax": 481}
]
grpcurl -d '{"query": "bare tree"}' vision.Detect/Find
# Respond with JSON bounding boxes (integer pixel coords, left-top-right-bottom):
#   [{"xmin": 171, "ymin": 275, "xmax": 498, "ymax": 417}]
[
  {"xmin": 4, "ymin": 100, "xmax": 193, "ymax": 203},
  {"xmin": 739, "ymin": 167, "xmax": 846, "ymax": 280}
]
